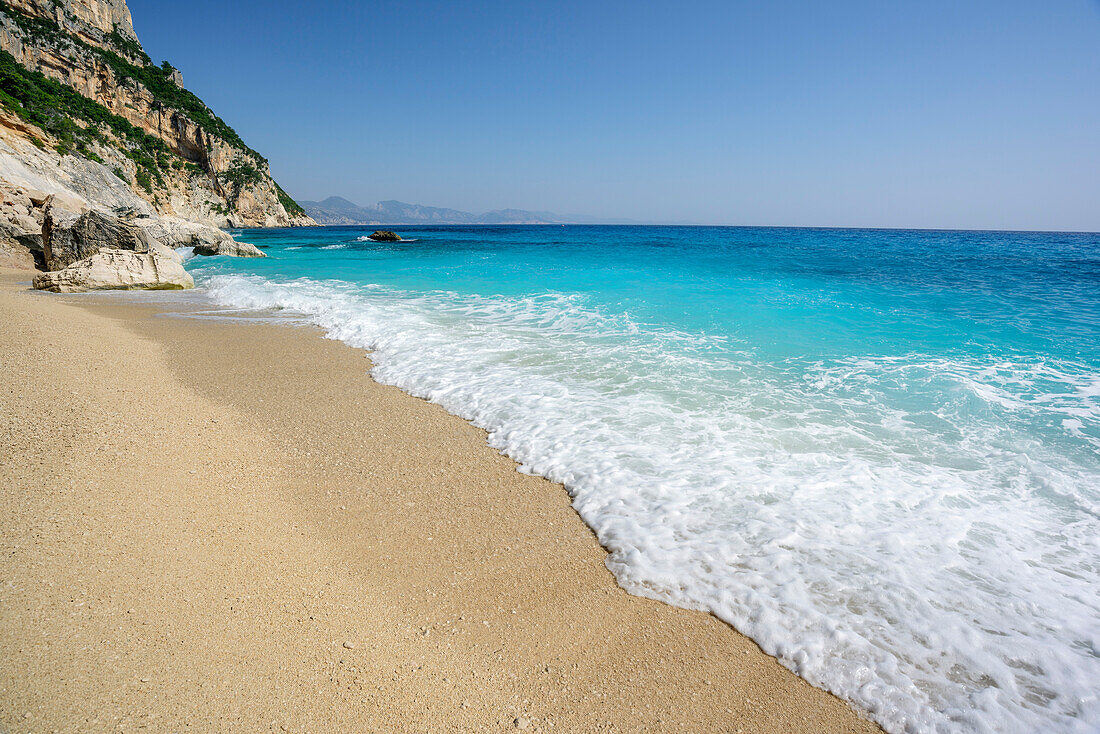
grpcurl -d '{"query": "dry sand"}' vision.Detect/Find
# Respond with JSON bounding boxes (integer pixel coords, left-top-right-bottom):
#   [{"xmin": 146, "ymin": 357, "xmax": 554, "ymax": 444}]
[{"xmin": 0, "ymin": 269, "xmax": 881, "ymax": 732}]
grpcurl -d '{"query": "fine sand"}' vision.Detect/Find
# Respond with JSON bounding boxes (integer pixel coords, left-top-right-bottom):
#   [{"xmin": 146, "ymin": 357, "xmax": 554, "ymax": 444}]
[{"xmin": 0, "ymin": 269, "xmax": 881, "ymax": 733}]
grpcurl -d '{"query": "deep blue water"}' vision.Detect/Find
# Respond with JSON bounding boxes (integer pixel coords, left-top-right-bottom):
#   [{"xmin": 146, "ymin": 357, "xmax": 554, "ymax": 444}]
[{"xmin": 183, "ymin": 225, "xmax": 1100, "ymax": 734}]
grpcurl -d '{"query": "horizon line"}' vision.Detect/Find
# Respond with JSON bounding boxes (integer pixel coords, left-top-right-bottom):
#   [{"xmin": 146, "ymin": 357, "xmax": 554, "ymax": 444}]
[{"xmin": 294, "ymin": 222, "xmax": 1100, "ymax": 236}]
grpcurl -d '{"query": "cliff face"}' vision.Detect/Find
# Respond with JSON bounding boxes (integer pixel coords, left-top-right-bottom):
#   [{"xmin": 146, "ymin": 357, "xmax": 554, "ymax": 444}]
[
  {"xmin": 0, "ymin": 0, "xmax": 315, "ymax": 228},
  {"xmin": 6, "ymin": 0, "xmax": 140, "ymax": 59}
]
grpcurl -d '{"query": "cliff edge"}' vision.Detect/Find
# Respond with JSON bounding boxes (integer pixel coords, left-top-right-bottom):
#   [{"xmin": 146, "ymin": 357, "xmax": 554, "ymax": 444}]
[{"xmin": 0, "ymin": 0, "xmax": 315, "ymax": 229}]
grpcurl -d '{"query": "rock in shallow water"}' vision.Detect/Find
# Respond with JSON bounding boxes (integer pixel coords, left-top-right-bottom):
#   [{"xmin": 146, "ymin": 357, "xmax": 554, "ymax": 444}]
[
  {"xmin": 140, "ymin": 219, "xmax": 264, "ymax": 257},
  {"xmin": 367, "ymin": 230, "xmax": 401, "ymax": 242},
  {"xmin": 191, "ymin": 238, "xmax": 266, "ymax": 258},
  {"xmin": 33, "ymin": 249, "xmax": 194, "ymax": 292}
]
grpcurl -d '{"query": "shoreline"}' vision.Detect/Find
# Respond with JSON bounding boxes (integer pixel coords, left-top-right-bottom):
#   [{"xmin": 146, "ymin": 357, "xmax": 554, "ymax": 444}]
[{"xmin": 0, "ymin": 269, "xmax": 880, "ymax": 732}]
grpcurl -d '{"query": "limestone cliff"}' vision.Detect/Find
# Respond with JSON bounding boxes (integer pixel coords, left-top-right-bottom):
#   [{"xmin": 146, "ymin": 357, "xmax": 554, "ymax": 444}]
[
  {"xmin": 5, "ymin": 0, "xmax": 141, "ymax": 62},
  {"xmin": 0, "ymin": 0, "xmax": 315, "ymax": 228}
]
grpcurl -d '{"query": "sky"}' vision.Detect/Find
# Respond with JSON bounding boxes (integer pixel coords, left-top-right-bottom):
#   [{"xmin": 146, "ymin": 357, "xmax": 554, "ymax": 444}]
[{"xmin": 130, "ymin": 0, "xmax": 1100, "ymax": 230}]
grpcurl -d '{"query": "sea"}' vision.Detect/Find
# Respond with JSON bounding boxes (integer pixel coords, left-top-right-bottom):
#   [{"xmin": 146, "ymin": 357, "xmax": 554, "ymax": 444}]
[{"xmin": 175, "ymin": 225, "xmax": 1099, "ymax": 734}]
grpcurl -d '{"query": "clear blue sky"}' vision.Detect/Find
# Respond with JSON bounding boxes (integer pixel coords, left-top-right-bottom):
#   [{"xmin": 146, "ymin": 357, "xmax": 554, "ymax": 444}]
[{"xmin": 130, "ymin": 0, "xmax": 1100, "ymax": 230}]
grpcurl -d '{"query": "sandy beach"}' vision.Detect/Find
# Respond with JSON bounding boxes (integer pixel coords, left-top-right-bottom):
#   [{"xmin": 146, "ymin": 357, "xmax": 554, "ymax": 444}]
[{"xmin": 0, "ymin": 268, "xmax": 879, "ymax": 732}]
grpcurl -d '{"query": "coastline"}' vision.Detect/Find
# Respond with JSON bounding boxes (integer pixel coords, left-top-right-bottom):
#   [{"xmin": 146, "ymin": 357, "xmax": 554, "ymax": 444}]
[{"xmin": 0, "ymin": 269, "xmax": 879, "ymax": 732}]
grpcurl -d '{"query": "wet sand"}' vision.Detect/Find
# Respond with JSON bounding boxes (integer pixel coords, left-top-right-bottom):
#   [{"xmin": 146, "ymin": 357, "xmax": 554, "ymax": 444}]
[{"xmin": 0, "ymin": 269, "xmax": 880, "ymax": 732}]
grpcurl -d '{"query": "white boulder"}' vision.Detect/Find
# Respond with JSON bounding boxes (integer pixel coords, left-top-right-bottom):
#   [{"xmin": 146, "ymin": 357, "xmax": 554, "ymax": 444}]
[{"xmin": 33, "ymin": 249, "xmax": 194, "ymax": 292}]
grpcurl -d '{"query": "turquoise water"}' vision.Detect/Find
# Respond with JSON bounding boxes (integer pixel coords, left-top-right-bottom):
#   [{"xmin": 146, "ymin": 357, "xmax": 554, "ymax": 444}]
[{"xmin": 184, "ymin": 225, "xmax": 1100, "ymax": 734}]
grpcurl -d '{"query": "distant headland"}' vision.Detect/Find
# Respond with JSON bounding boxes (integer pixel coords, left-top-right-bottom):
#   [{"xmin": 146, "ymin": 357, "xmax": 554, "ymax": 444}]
[{"xmin": 299, "ymin": 196, "xmax": 569, "ymax": 225}]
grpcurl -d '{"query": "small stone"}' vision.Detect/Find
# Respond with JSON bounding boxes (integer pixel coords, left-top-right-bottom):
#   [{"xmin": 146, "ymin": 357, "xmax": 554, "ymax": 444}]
[
  {"xmin": 514, "ymin": 717, "xmax": 530, "ymax": 730},
  {"xmin": 342, "ymin": 640, "xmax": 355, "ymax": 649}
]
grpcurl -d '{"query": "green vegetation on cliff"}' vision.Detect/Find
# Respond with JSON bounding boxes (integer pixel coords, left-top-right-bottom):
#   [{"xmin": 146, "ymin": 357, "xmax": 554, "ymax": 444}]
[
  {"xmin": 106, "ymin": 22, "xmax": 150, "ymax": 65},
  {"xmin": 0, "ymin": 0, "xmax": 308, "ymax": 219},
  {"xmin": 275, "ymin": 182, "xmax": 306, "ymax": 217},
  {"xmin": 0, "ymin": 0, "xmax": 262, "ymax": 162},
  {"xmin": 0, "ymin": 47, "xmax": 169, "ymax": 186},
  {"xmin": 218, "ymin": 159, "xmax": 262, "ymax": 207}
]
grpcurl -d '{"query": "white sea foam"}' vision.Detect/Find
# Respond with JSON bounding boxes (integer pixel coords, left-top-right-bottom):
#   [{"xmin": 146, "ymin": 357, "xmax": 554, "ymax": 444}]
[
  {"xmin": 201, "ymin": 274, "xmax": 1100, "ymax": 734},
  {"xmin": 321, "ymin": 244, "xmax": 348, "ymax": 249}
]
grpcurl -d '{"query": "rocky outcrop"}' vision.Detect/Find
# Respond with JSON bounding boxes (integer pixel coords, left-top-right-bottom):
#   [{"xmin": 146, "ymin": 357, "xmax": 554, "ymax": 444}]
[
  {"xmin": 0, "ymin": 0, "xmax": 316, "ymax": 228},
  {"xmin": 42, "ymin": 205, "xmax": 158, "ymax": 270},
  {"xmin": 32, "ymin": 248, "xmax": 193, "ymax": 292},
  {"xmin": 0, "ymin": 115, "xmax": 264, "ymax": 286},
  {"xmin": 368, "ymin": 230, "xmax": 402, "ymax": 242},
  {"xmin": 192, "ymin": 238, "xmax": 265, "ymax": 258},
  {"xmin": 128, "ymin": 215, "xmax": 261, "ymax": 256}
]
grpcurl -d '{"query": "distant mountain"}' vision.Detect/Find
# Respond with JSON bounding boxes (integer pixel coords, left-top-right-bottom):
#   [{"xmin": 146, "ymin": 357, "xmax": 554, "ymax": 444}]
[
  {"xmin": 300, "ymin": 198, "xmax": 568, "ymax": 225},
  {"xmin": 309, "ymin": 196, "xmax": 362, "ymax": 213}
]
